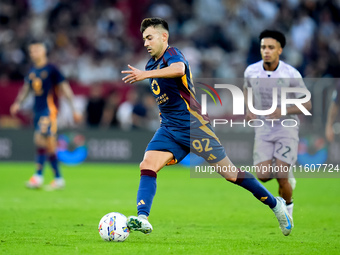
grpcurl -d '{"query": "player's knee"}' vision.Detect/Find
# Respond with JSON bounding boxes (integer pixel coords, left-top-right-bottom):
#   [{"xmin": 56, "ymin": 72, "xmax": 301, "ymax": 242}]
[
  {"xmin": 226, "ymin": 177, "xmax": 237, "ymax": 182},
  {"xmin": 139, "ymin": 159, "xmax": 155, "ymax": 171},
  {"xmin": 256, "ymin": 170, "xmax": 272, "ymax": 182}
]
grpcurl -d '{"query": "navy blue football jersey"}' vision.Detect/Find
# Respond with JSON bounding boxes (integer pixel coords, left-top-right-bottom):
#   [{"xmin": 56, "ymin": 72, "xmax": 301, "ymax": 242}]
[
  {"xmin": 145, "ymin": 46, "xmax": 209, "ymax": 128},
  {"xmin": 25, "ymin": 64, "xmax": 65, "ymax": 117}
]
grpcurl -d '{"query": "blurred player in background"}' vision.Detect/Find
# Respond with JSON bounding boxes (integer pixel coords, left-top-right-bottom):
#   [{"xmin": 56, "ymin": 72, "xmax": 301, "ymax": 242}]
[
  {"xmin": 325, "ymin": 83, "xmax": 340, "ymax": 142},
  {"xmin": 122, "ymin": 18, "xmax": 293, "ymax": 236},
  {"xmin": 10, "ymin": 40, "xmax": 81, "ymax": 190},
  {"xmin": 244, "ymin": 30, "xmax": 312, "ymax": 218}
]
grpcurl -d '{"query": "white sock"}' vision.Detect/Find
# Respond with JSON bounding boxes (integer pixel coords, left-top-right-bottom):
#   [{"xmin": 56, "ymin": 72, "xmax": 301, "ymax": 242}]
[{"xmin": 286, "ymin": 203, "xmax": 294, "ymax": 218}]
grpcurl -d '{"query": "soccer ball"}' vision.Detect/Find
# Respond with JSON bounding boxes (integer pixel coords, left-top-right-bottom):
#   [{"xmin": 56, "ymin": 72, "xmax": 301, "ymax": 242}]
[{"xmin": 98, "ymin": 212, "xmax": 130, "ymax": 242}]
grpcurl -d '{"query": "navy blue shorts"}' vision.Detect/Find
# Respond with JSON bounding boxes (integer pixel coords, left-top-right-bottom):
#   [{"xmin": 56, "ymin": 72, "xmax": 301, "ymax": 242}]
[{"xmin": 146, "ymin": 124, "xmax": 227, "ymax": 164}]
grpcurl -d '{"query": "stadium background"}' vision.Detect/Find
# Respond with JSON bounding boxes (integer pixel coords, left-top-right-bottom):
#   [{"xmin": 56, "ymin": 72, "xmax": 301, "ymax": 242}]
[
  {"xmin": 0, "ymin": 0, "xmax": 339, "ymax": 165},
  {"xmin": 0, "ymin": 1, "xmax": 340, "ymax": 254}
]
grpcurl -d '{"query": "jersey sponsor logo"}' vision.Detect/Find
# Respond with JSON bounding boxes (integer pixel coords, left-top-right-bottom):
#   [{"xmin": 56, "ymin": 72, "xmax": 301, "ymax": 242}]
[
  {"xmin": 156, "ymin": 93, "xmax": 169, "ymax": 105},
  {"xmin": 32, "ymin": 77, "xmax": 43, "ymax": 96}
]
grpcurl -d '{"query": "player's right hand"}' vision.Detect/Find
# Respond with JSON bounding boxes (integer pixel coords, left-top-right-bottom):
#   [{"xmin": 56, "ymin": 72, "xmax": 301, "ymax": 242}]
[
  {"xmin": 121, "ymin": 65, "xmax": 146, "ymax": 84},
  {"xmin": 10, "ymin": 102, "xmax": 20, "ymax": 116}
]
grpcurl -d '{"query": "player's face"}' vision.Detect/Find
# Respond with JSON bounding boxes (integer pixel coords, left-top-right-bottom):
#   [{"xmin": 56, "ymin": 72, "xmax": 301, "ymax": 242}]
[
  {"xmin": 260, "ymin": 38, "xmax": 282, "ymax": 64},
  {"xmin": 143, "ymin": 26, "xmax": 166, "ymax": 59},
  {"xmin": 28, "ymin": 43, "xmax": 47, "ymax": 63}
]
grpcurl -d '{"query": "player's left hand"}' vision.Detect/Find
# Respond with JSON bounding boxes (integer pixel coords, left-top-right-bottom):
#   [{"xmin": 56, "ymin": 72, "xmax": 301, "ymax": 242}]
[
  {"xmin": 10, "ymin": 102, "xmax": 20, "ymax": 116},
  {"xmin": 266, "ymin": 108, "xmax": 281, "ymax": 119},
  {"xmin": 121, "ymin": 65, "xmax": 146, "ymax": 84}
]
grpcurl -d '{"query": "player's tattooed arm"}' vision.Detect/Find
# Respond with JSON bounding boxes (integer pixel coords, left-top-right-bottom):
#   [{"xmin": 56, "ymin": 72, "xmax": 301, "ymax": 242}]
[
  {"xmin": 10, "ymin": 82, "xmax": 30, "ymax": 116},
  {"xmin": 121, "ymin": 62, "xmax": 185, "ymax": 84},
  {"xmin": 59, "ymin": 81, "xmax": 82, "ymax": 123}
]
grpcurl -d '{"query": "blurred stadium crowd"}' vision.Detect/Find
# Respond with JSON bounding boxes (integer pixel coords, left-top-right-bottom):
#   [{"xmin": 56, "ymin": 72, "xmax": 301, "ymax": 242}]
[{"xmin": 0, "ymin": 0, "xmax": 339, "ymax": 129}]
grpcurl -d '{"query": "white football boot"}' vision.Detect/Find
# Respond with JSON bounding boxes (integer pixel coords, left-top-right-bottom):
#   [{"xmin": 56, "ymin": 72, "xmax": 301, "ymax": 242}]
[
  {"xmin": 272, "ymin": 197, "xmax": 294, "ymax": 236},
  {"xmin": 45, "ymin": 177, "xmax": 65, "ymax": 190},
  {"xmin": 127, "ymin": 215, "xmax": 153, "ymax": 234}
]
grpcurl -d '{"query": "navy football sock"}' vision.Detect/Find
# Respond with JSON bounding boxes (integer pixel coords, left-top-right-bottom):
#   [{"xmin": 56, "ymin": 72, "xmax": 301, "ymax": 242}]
[
  {"xmin": 36, "ymin": 147, "xmax": 46, "ymax": 176},
  {"xmin": 49, "ymin": 154, "xmax": 61, "ymax": 178},
  {"xmin": 137, "ymin": 169, "xmax": 157, "ymax": 217},
  {"xmin": 233, "ymin": 170, "xmax": 277, "ymax": 209}
]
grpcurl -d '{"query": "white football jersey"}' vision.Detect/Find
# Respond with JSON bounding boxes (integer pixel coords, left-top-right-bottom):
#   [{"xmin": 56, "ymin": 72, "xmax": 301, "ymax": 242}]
[{"xmin": 244, "ymin": 60, "xmax": 308, "ymax": 139}]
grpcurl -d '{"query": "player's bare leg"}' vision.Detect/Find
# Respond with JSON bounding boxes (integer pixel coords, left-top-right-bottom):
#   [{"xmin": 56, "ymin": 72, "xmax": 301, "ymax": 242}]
[
  {"xmin": 256, "ymin": 160, "xmax": 274, "ymax": 182},
  {"xmin": 128, "ymin": 150, "xmax": 174, "ymax": 234},
  {"xmin": 275, "ymin": 159, "xmax": 292, "ymax": 203},
  {"xmin": 209, "ymin": 155, "xmax": 238, "ymax": 181},
  {"xmin": 139, "ymin": 150, "xmax": 174, "ymax": 173},
  {"xmin": 276, "ymin": 159, "xmax": 294, "ymax": 217}
]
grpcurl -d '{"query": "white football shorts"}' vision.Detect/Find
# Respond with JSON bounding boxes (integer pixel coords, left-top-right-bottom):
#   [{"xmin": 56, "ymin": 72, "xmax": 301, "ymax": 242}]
[{"xmin": 253, "ymin": 136, "xmax": 298, "ymax": 166}]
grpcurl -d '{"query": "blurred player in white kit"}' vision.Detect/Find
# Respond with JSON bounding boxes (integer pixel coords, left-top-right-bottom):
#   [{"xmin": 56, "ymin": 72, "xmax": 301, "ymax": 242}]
[{"xmin": 244, "ymin": 30, "xmax": 312, "ymax": 218}]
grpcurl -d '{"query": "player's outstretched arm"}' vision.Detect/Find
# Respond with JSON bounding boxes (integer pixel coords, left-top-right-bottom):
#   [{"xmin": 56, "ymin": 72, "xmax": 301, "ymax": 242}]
[
  {"xmin": 10, "ymin": 83, "xmax": 30, "ymax": 116},
  {"xmin": 59, "ymin": 81, "xmax": 82, "ymax": 124},
  {"xmin": 325, "ymin": 102, "xmax": 339, "ymax": 142},
  {"xmin": 121, "ymin": 62, "xmax": 185, "ymax": 84}
]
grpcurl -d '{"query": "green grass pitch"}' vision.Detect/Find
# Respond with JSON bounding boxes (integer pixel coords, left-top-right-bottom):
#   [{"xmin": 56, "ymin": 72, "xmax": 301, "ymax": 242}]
[{"xmin": 0, "ymin": 162, "xmax": 339, "ymax": 255}]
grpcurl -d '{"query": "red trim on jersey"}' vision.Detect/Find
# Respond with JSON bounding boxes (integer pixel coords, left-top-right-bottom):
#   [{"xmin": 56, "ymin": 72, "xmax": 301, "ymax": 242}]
[
  {"xmin": 168, "ymin": 48, "xmax": 173, "ymax": 56},
  {"xmin": 169, "ymin": 47, "xmax": 177, "ymax": 56}
]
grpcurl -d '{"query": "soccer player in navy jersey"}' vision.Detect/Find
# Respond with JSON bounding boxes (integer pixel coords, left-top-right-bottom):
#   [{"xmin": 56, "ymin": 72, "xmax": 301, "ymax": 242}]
[
  {"xmin": 121, "ymin": 18, "xmax": 293, "ymax": 236},
  {"xmin": 10, "ymin": 40, "xmax": 81, "ymax": 190},
  {"xmin": 326, "ymin": 83, "xmax": 340, "ymax": 142}
]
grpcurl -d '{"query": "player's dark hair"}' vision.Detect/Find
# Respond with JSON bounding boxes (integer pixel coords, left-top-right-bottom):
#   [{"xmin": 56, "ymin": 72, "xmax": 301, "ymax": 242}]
[
  {"xmin": 26, "ymin": 39, "xmax": 50, "ymax": 54},
  {"xmin": 28, "ymin": 39, "xmax": 46, "ymax": 47},
  {"xmin": 140, "ymin": 17, "xmax": 169, "ymax": 33},
  {"xmin": 259, "ymin": 30, "xmax": 286, "ymax": 48}
]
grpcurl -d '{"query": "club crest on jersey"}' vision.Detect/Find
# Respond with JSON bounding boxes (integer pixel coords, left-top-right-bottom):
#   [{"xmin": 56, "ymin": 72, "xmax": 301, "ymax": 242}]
[{"xmin": 151, "ymin": 80, "xmax": 161, "ymax": 95}]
